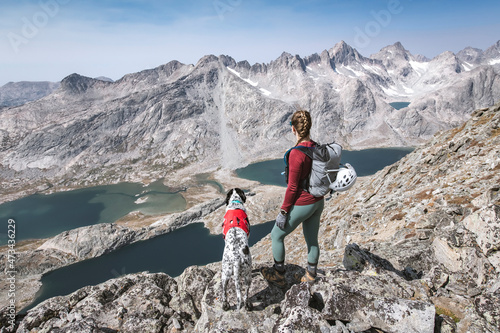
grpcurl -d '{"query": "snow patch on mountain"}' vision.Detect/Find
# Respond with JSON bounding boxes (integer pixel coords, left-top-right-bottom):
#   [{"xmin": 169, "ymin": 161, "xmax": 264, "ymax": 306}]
[
  {"xmin": 462, "ymin": 62, "xmax": 474, "ymax": 71},
  {"xmin": 259, "ymin": 88, "xmax": 271, "ymax": 96},
  {"xmin": 227, "ymin": 66, "xmax": 258, "ymax": 86},
  {"xmin": 409, "ymin": 60, "xmax": 429, "ymax": 76},
  {"xmin": 490, "ymin": 58, "xmax": 500, "ymax": 65}
]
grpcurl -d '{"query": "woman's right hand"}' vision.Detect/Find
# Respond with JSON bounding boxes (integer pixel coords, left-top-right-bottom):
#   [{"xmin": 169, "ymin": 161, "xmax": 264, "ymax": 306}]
[{"xmin": 275, "ymin": 210, "xmax": 287, "ymax": 230}]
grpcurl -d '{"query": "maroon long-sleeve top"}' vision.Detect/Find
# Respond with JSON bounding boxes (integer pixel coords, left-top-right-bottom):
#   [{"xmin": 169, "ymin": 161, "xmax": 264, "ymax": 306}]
[{"xmin": 281, "ymin": 140, "xmax": 324, "ymax": 212}]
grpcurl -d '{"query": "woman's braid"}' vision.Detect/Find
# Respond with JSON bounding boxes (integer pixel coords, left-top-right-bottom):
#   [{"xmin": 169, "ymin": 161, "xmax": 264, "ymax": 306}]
[{"xmin": 292, "ymin": 110, "xmax": 312, "ymax": 146}]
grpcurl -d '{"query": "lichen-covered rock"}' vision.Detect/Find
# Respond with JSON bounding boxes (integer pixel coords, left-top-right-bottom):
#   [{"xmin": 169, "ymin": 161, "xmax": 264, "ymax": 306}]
[
  {"xmin": 274, "ymin": 306, "xmax": 329, "ymax": 333},
  {"xmin": 194, "ymin": 264, "xmax": 283, "ymax": 332},
  {"xmin": 474, "ymin": 292, "xmax": 500, "ymax": 330},
  {"xmin": 171, "ymin": 265, "xmax": 215, "ymax": 321},
  {"xmin": 15, "ymin": 272, "xmax": 179, "ymax": 333},
  {"xmin": 274, "ymin": 283, "xmax": 332, "ymax": 333},
  {"xmin": 463, "ymin": 202, "xmax": 500, "ymax": 270},
  {"xmin": 311, "ymin": 271, "xmax": 435, "ymax": 333},
  {"xmin": 435, "ymin": 314, "xmax": 457, "ymax": 333},
  {"xmin": 281, "ymin": 283, "xmax": 311, "ymax": 311},
  {"xmin": 342, "ymin": 243, "xmax": 422, "ymax": 280},
  {"xmin": 5, "ymin": 258, "xmax": 489, "ymax": 332}
]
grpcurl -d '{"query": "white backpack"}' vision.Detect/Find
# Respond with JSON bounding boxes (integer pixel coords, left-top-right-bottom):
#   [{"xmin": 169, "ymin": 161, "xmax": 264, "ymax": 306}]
[{"xmin": 284, "ymin": 143, "xmax": 356, "ymax": 197}]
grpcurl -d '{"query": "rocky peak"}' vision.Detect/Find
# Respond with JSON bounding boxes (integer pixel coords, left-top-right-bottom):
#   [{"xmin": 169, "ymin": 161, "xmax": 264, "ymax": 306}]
[
  {"xmin": 370, "ymin": 42, "xmax": 414, "ymax": 70},
  {"xmin": 269, "ymin": 51, "xmax": 306, "ymax": 72},
  {"xmin": 218, "ymin": 54, "xmax": 237, "ymax": 68},
  {"xmin": 392, "ymin": 41, "xmax": 405, "ymax": 51},
  {"xmin": 195, "ymin": 54, "xmax": 220, "ymax": 68},
  {"xmin": 235, "ymin": 60, "xmax": 251, "ymax": 71},
  {"xmin": 457, "ymin": 46, "xmax": 484, "ymax": 64},
  {"xmin": 60, "ymin": 73, "xmax": 104, "ymax": 94},
  {"xmin": 116, "ymin": 60, "xmax": 187, "ymax": 86},
  {"xmin": 373, "ymin": 42, "xmax": 429, "ymax": 63},
  {"xmin": 329, "ymin": 40, "xmax": 365, "ymax": 66},
  {"xmin": 319, "ymin": 49, "xmax": 330, "ymax": 61},
  {"xmin": 249, "ymin": 62, "xmax": 267, "ymax": 74},
  {"xmin": 303, "ymin": 52, "xmax": 321, "ymax": 66},
  {"xmin": 483, "ymin": 39, "xmax": 500, "ymax": 60},
  {"xmin": 318, "ymin": 49, "xmax": 336, "ymax": 70},
  {"xmin": 157, "ymin": 60, "xmax": 186, "ymax": 76},
  {"xmin": 430, "ymin": 51, "xmax": 462, "ymax": 73},
  {"xmin": 8, "ymin": 261, "xmax": 437, "ymax": 332},
  {"xmin": 413, "ymin": 53, "xmax": 429, "ymax": 62},
  {"xmin": 381, "ymin": 41, "xmax": 410, "ymax": 60}
]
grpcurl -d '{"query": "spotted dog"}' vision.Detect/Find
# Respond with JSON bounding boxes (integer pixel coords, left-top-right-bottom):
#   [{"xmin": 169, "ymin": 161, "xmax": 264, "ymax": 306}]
[{"xmin": 221, "ymin": 188, "xmax": 252, "ymax": 311}]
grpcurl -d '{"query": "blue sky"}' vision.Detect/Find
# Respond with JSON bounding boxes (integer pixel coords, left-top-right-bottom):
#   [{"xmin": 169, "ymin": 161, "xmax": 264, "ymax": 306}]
[{"xmin": 1, "ymin": 0, "xmax": 499, "ymax": 85}]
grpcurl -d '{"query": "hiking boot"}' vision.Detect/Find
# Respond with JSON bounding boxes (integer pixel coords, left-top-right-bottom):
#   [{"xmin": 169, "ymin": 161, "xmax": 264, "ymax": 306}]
[
  {"xmin": 301, "ymin": 270, "xmax": 316, "ymax": 283},
  {"xmin": 260, "ymin": 266, "xmax": 286, "ymax": 288},
  {"xmin": 294, "ymin": 270, "xmax": 316, "ymax": 283}
]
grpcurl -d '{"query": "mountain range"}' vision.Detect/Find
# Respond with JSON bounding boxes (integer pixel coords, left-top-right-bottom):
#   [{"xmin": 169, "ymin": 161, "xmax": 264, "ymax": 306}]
[{"xmin": 0, "ymin": 40, "xmax": 499, "ymax": 196}]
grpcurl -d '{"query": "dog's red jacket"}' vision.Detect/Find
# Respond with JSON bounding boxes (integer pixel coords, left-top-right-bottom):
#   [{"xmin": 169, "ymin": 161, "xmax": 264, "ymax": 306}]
[{"xmin": 222, "ymin": 209, "xmax": 250, "ymax": 239}]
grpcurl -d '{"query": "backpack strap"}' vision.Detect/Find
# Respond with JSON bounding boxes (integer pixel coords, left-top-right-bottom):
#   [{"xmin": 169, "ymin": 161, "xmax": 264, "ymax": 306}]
[
  {"xmin": 284, "ymin": 146, "xmax": 304, "ymax": 184},
  {"xmin": 293, "ymin": 146, "xmax": 314, "ymax": 159},
  {"xmin": 283, "ymin": 145, "xmax": 314, "ymax": 187},
  {"xmin": 283, "ymin": 145, "xmax": 315, "ymax": 167}
]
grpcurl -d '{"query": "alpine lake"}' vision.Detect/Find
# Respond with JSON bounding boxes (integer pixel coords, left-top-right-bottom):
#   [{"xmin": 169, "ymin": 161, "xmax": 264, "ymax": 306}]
[
  {"xmin": 389, "ymin": 101, "xmax": 410, "ymax": 110},
  {"xmin": 3, "ymin": 144, "xmax": 413, "ymax": 313}
]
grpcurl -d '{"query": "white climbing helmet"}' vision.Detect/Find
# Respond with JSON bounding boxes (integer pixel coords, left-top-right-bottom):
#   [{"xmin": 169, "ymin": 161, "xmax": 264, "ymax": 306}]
[{"xmin": 328, "ymin": 163, "xmax": 357, "ymax": 192}]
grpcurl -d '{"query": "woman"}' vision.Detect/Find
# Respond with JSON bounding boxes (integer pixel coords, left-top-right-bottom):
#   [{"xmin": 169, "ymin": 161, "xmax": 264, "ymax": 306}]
[{"xmin": 261, "ymin": 110, "xmax": 325, "ymax": 286}]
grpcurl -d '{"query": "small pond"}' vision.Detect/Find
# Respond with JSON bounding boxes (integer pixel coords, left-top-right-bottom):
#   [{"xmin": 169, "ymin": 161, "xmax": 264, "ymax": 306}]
[{"xmin": 389, "ymin": 102, "xmax": 411, "ymax": 110}]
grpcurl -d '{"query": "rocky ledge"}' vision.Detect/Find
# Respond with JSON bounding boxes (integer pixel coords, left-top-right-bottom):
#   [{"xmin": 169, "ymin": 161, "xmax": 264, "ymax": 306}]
[{"xmin": 3, "ymin": 244, "xmax": 440, "ymax": 333}]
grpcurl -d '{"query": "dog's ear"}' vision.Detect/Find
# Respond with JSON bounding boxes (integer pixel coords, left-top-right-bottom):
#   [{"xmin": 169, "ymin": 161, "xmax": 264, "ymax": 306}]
[
  {"xmin": 225, "ymin": 189, "xmax": 234, "ymax": 206},
  {"xmin": 235, "ymin": 188, "xmax": 246, "ymax": 203}
]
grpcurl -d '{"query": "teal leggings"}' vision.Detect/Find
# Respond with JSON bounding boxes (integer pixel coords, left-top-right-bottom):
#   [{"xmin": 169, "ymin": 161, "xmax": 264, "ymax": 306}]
[{"xmin": 271, "ymin": 199, "xmax": 324, "ymax": 265}]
